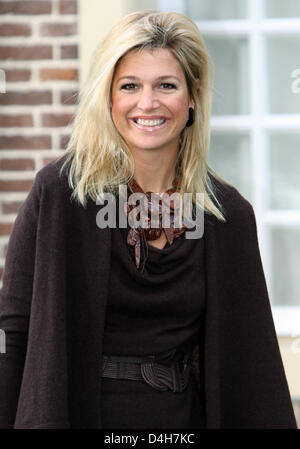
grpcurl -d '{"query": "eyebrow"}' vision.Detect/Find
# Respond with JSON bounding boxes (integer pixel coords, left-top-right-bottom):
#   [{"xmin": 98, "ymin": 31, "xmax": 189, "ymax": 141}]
[{"xmin": 116, "ymin": 75, "xmax": 182, "ymax": 82}]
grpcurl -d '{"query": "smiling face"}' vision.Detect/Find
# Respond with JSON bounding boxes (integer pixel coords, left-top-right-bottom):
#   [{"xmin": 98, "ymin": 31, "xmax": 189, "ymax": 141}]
[{"xmin": 110, "ymin": 48, "xmax": 194, "ymax": 155}]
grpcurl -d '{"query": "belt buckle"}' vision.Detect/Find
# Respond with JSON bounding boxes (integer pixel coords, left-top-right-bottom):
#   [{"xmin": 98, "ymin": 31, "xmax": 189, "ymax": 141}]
[{"xmin": 141, "ymin": 351, "xmax": 191, "ymax": 393}]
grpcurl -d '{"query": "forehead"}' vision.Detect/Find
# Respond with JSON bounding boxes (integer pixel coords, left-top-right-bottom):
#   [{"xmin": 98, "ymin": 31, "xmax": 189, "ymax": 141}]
[{"xmin": 113, "ymin": 48, "xmax": 186, "ymax": 80}]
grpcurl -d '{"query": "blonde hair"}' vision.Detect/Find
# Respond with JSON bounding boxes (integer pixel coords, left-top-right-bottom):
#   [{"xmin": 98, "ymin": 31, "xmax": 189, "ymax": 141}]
[{"xmin": 56, "ymin": 10, "xmax": 227, "ymax": 221}]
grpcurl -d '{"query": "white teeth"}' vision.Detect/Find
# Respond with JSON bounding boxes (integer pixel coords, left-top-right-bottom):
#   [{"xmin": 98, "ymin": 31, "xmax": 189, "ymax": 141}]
[{"xmin": 135, "ymin": 118, "xmax": 166, "ymax": 126}]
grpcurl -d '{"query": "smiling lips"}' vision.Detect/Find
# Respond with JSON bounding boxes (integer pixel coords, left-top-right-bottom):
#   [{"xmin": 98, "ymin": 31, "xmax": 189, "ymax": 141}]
[{"xmin": 130, "ymin": 116, "xmax": 168, "ymax": 131}]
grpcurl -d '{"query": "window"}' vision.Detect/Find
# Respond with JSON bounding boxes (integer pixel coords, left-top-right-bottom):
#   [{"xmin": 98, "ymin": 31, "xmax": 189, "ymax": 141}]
[{"xmin": 159, "ymin": 0, "xmax": 300, "ymax": 335}]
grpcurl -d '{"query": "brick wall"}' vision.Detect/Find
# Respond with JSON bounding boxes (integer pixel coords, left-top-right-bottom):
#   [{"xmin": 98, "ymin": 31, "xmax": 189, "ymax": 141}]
[{"xmin": 0, "ymin": 0, "xmax": 79, "ymax": 283}]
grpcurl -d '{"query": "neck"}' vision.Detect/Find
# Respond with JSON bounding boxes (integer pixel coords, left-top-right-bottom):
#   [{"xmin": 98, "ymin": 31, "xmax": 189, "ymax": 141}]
[
  {"xmin": 134, "ymin": 170, "xmax": 177, "ymax": 194},
  {"xmin": 130, "ymin": 145, "xmax": 179, "ymax": 194}
]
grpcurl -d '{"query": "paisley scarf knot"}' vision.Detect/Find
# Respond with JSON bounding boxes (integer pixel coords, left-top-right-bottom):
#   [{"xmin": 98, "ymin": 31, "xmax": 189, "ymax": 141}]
[{"xmin": 124, "ymin": 177, "xmax": 186, "ymax": 271}]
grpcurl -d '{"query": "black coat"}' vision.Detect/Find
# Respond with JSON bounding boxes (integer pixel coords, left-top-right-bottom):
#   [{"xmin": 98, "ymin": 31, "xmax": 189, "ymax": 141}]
[{"xmin": 0, "ymin": 159, "xmax": 297, "ymax": 429}]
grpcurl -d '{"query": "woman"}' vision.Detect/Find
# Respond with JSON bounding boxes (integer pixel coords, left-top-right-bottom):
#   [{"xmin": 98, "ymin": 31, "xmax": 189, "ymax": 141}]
[{"xmin": 0, "ymin": 11, "xmax": 297, "ymax": 429}]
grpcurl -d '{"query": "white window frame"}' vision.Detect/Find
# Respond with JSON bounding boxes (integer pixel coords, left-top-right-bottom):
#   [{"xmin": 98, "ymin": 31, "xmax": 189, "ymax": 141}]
[{"xmin": 159, "ymin": 0, "xmax": 300, "ymax": 336}]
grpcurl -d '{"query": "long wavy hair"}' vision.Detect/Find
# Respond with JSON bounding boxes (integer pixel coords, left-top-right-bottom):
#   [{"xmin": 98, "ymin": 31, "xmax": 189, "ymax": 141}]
[{"xmin": 56, "ymin": 10, "xmax": 227, "ymax": 221}]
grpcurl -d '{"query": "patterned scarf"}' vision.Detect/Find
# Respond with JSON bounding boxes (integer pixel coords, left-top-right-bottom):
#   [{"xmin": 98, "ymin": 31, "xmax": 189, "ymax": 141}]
[{"xmin": 123, "ymin": 177, "xmax": 186, "ymax": 271}]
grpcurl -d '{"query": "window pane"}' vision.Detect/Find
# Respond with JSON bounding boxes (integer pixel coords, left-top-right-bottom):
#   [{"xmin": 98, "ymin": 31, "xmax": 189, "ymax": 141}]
[
  {"xmin": 205, "ymin": 37, "xmax": 249, "ymax": 115},
  {"xmin": 208, "ymin": 133, "xmax": 251, "ymax": 200},
  {"xmin": 266, "ymin": 36, "xmax": 300, "ymax": 114},
  {"xmin": 265, "ymin": 0, "xmax": 300, "ymax": 18},
  {"xmin": 268, "ymin": 133, "xmax": 300, "ymax": 209},
  {"xmin": 271, "ymin": 227, "xmax": 300, "ymax": 306},
  {"xmin": 185, "ymin": 0, "xmax": 247, "ymax": 20}
]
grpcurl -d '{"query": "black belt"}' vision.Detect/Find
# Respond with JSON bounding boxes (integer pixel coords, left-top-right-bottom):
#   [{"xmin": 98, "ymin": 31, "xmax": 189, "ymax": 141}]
[{"xmin": 101, "ymin": 337, "xmax": 197, "ymax": 393}]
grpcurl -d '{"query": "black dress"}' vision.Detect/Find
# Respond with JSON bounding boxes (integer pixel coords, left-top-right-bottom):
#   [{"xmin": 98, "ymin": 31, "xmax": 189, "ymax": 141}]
[{"xmin": 100, "ymin": 211, "xmax": 206, "ymax": 429}]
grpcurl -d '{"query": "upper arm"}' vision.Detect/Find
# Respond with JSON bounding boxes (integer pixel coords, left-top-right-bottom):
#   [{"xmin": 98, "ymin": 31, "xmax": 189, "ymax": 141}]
[{"xmin": 0, "ymin": 173, "xmax": 42, "ymax": 427}]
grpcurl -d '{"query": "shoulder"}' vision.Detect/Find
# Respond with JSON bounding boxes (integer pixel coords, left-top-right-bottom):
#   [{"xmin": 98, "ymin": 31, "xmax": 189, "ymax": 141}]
[
  {"xmin": 18, "ymin": 155, "xmax": 75, "ymax": 219},
  {"xmin": 208, "ymin": 173, "xmax": 255, "ymax": 226},
  {"xmin": 34, "ymin": 155, "xmax": 72, "ymax": 198}
]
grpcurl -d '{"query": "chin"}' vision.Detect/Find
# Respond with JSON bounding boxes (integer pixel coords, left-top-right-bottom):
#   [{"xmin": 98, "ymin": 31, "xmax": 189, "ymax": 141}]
[
  {"xmin": 129, "ymin": 139, "xmax": 169, "ymax": 151},
  {"xmin": 134, "ymin": 144, "xmax": 169, "ymax": 152}
]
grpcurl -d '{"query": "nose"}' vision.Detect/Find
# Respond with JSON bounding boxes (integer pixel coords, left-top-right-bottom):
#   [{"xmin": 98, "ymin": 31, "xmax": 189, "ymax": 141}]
[{"xmin": 137, "ymin": 86, "xmax": 160, "ymax": 110}]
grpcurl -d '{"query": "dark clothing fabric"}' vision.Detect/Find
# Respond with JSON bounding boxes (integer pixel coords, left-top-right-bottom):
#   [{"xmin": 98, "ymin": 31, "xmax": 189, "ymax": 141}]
[
  {"xmin": 102, "ymin": 219, "xmax": 205, "ymax": 356},
  {"xmin": 0, "ymin": 156, "xmax": 297, "ymax": 429},
  {"xmin": 100, "ymin": 375, "xmax": 205, "ymax": 429},
  {"xmin": 100, "ymin": 221, "xmax": 206, "ymax": 428}
]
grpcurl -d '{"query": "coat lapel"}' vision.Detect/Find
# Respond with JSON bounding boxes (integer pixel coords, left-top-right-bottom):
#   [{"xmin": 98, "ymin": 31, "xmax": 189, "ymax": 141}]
[{"xmin": 66, "ymin": 198, "xmax": 112, "ymax": 428}]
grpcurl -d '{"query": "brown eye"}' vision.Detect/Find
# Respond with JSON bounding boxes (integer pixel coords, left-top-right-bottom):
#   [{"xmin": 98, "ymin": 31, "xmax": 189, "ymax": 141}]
[
  {"xmin": 160, "ymin": 83, "xmax": 176, "ymax": 89},
  {"xmin": 121, "ymin": 83, "xmax": 137, "ymax": 90}
]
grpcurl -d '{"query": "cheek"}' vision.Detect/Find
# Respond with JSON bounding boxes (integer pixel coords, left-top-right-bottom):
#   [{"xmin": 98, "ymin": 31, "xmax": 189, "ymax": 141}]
[
  {"xmin": 172, "ymin": 98, "xmax": 190, "ymax": 123},
  {"xmin": 111, "ymin": 95, "xmax": 134, "ymax": 118},
  {"xmin": 172, "ymin": 94, "xmax": 190, "ymax": 111}
]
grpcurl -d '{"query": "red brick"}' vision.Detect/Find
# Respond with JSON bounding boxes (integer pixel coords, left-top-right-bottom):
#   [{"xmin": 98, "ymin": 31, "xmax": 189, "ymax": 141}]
[
  {"xmin": 0, "ymin": 114, "xmax": 33, "ymax": 127},
  {"xmin": 0, "ymin": 222, "xmax": 13, "ymax": 236},
  {"xmin": 59, "ymin": 0, "xmax": 77, "ymax": 14},
  {"xmin": 0, "ymin": 179, "xmax": 34, "ymax": 192},
  {"xmin": 0, "ymin": 90, "xmax": 52, "ymax": 105},
  {"xmin": 0, "ymin": 1, "xmax": 52, "ymax": 14},
  {"xmin": 60, "ymin": 44, "xmax": 77, "ymax": 59},
  {"xmin": 0, "ymin": 158, "xmax": 35, "ymax": 170},
  {"xmin": 42, "ymin": 113, "xmax": 73, "ymax": 127},
  {"xmin": 40, "ymin": 68, "xmax": 77, "ymax": 81},
  {"xmin": 60, "ymin": 89, "xmax": 78, "ymax": 105},
  {"xmin": 60, "ymin": 134, "xmax": 70, "ymax": 149},
  {"xmin": 40, "ymin": 22, "xmax": 76, "ymax": 36},
  {"xmin": 2, "ymin": 201, "xmax": 23, "ymax": 214},
  {"xmin": 0, "ymin": 23, "xmax": 31, "ymax": 36},
  {"xmin": 0, "ymin": 135, "xmax": 51, "ymax": 150},
  {"xmin": 5, "ymin": 69, "xmax": 31, "ymax": 82},
  {"xmin": 0, "ymin": 45, "xmax": 52, "ymax": 60}
]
